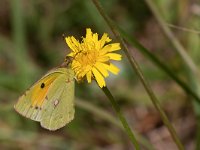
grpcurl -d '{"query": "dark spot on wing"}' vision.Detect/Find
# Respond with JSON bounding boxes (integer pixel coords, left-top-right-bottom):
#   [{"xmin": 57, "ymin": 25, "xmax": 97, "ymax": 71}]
[
  {"xmin": 34, "ymin": 106, "xmax": 42, "ymax": 110},
  {"xmin": 66, "ymin": 79, "xmax": 70, "ymax": 83},
  {"xmin": 40, "ymin": 83, "xmax": 45, "ymax": 88}
]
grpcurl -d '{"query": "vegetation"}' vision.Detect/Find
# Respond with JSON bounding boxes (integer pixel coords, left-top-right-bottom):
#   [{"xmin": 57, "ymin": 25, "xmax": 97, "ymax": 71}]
[{"xmin": 0, "ymin": 0, "xmax": 199, "ymax": 149}]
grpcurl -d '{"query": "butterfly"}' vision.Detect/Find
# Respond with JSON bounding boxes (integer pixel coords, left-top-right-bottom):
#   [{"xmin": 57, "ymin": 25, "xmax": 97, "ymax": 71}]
[{"xmin": 14, "ymin": 59, "xmax": 75, "ymax": 131}]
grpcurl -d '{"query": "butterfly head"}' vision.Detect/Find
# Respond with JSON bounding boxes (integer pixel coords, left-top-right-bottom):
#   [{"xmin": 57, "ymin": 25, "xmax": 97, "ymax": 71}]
[{"xmin": 60, "ymin": 56, "xmax": 73, "ymax": 68}]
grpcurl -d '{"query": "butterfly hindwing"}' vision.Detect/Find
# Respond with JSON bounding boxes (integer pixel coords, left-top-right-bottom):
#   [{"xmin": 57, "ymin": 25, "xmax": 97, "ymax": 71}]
[{"xmin": 40, "ymin": 71, "xmax": 75, "ymax": 130}]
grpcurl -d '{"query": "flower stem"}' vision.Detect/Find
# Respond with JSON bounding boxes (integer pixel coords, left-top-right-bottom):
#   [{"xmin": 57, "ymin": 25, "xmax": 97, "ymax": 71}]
[
  {"xmin": 92, "ymin": 0, "xmax": 184, "ymax": 149},
  {"xmin": 76, "ymin": 98, "xmax": 156, "ymax": 150},
  {"xmin": 102, "ymin": 86, "xmax": 140, "ymax": 150}
]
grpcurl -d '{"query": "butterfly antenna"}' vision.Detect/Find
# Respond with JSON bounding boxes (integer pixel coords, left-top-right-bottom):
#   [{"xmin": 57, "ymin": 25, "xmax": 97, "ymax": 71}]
[{"xmin": 62, "ymin": 33, "xmax": 66, "ymax": 39}]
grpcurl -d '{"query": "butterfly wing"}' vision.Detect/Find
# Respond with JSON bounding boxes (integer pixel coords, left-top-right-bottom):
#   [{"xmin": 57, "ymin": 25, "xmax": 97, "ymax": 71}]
[
  {"xmin": 14, "ymin": 68, "xmax": 74, "ymax": 125},
  {"xmin": 40, "ymin": 69, "xmax": 75, "ymax": 130}
]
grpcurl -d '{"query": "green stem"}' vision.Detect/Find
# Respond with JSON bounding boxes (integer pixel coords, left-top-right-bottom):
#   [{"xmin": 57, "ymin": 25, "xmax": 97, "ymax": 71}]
[
  {"xmin": 144, "ymin": 1, "xmax": 200, "ymax": 149},
  {"xmin": 102, "ymin": 86, "xmax": 140, "ymax": 150},
  {"xmin": 76, "ymin": 98, "xmax": 156, "ymax": 150},
  {"xmin": 144, "ymin": 0, "xmax": 197, "ymax": 75},
  {"xmin": 118, "ymin": 27, "xmax": 200, "ymax": 104},
  {"xmin": 91, "ymin": 0, "xmax": 185, "ymax": 149}
]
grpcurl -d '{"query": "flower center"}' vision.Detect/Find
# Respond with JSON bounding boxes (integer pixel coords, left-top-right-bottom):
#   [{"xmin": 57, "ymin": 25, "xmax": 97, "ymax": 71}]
[{"xmin": 75, "ymin": 50, "xmax": 99, "ymax": 67}]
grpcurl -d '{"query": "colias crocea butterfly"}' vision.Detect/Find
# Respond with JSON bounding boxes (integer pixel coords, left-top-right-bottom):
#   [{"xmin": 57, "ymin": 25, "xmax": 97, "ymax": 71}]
[{"xmin": 14, "ymin": 59, "xmax": 75, "ymax": 131}]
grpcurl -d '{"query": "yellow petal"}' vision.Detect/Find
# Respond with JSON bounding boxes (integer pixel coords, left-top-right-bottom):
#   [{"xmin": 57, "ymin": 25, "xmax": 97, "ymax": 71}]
[
  {"xmin": 96, "ymin": 42, "xmax": 101, "ymax": 51},
  {"xmin": 93, "ymin": 33, "xmax": 98, "ymax": 42},
  {"xmin": 86, "ymin": 71, "xmax": 92, "ymax": 83},
  {"xmin": 99, "ymin": 47, "xmax": 109, "ymax": 55},
  {"xmin": 92, "ymin": 67, "xmax": 106, "ymax": 88},
  {"xmin": 101, "ymin": 43, "xmax": 121, "ymax": 52},
  {"xmin": 65, "ymin": 37, "xmax": 78, "ymax": 52},
  {"xmin": 78, "ymin": 69, "xmax": 87, "ymax": 77},
  {"xmin": 103, "ymin": 63, "xmax": 120, "ymax": 75},
  {"xmin": 106, "ymin": 53, "xmax": 122, "ymax": 60},
  {"xmin": 86, "ymin": 65, "xmax": 92, "ymax": 71},
  {"xmin": 84, "ymin": 42, "xmax": 91, "ymax": 50},
  {"xmin": 86, "ymin": 28, "xmax": 93, "ymax": 40},
  {"xmin": 71, "ymin": 36, "xmax": 80, "ymax": 47},
  {"xmin": 97, "ymin": 56, "xmax": 110, "ymax": 62},
  {"xmin": 109, "ymin": 63, "xmax": 120, "ymax": 74},
  {"xmin": 71, "ymin": 60, "xmax": 80, "ymax": 67},
  {"xmin": 109, "ymin": 43, "xmax": 121, "ymax": 52},
  {"xmin": 100, "ymin": 33, "xmax": 111, "ymax": 48},
  {"xmin": 67, "ymin": 53, "xmax": 74, "ymax": 57},
  {"xmin": 94, "ymin": 62, "xmax": 109, "ymax": 77}
]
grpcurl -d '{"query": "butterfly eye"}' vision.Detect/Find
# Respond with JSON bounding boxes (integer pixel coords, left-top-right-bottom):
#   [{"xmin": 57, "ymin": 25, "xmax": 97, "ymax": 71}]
[{"xmin": 41, "ymin": 83, "xmax": 45, "ymax": 88}]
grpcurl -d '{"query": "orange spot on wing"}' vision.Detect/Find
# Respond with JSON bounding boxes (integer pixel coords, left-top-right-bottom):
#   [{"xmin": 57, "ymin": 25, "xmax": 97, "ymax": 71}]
[{"xmin": 31, "ymin": 74, "xmax": 59, "ymax": 108}]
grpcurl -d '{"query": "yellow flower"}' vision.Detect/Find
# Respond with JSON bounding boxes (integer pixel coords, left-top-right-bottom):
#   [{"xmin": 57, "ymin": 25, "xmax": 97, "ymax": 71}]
[{"xmin": 65, "ymin": 28, "xmax": 122, "ymax": 88}]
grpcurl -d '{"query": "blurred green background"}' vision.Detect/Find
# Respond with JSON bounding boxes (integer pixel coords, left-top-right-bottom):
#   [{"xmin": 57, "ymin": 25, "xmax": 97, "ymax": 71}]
[{"xmin": 0, "ymin": 0, "xmax": 200, "ymax": 149}]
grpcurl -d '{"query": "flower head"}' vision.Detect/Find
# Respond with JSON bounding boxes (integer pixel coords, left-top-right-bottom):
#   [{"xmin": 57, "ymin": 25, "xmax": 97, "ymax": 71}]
[{"xmin": 65, "ymin": 28, "xmax": 121, "ymax": 88}]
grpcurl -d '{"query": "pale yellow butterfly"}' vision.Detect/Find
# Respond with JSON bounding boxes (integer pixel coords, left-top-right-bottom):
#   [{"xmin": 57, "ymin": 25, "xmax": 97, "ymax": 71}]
[{"xmin": 14, "ymin": 59, "xmax": 75, "ymax": 131}]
